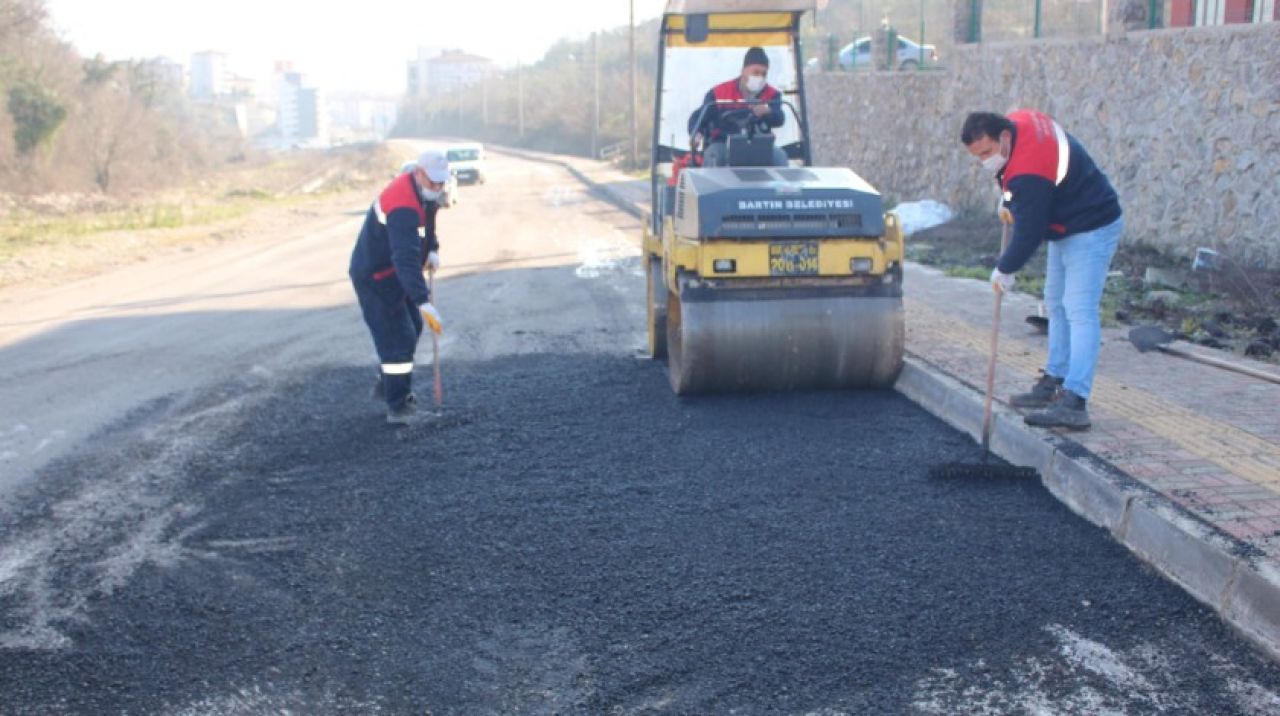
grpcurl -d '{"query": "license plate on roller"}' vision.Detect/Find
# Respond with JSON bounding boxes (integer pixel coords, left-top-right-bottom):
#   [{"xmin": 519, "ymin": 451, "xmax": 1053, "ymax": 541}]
[{"xmin": 769, "ymin": 241, "xmax": 820, "ymax": 276}]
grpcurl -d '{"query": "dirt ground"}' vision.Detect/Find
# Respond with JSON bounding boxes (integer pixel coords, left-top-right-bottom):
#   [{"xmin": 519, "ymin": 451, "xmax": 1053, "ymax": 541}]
[
  {"xmin": 908, "ymin": 216, "xmax": 1280, "ymax": 365},
  {"xmin": 0, "ymin": 143, "xmax": 398, "ymax": 291}
]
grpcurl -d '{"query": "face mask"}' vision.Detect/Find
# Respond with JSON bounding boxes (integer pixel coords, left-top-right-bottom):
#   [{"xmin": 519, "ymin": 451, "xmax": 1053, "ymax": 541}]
[
  {"xmin": 981, "ymin": 153, "xmax": 1006, "ymax": 175},
  {"xmin": 744, "ymin": 75, "xmax": 766, "ymax": 94},
  {"xmin": 420, "ymin": 187, "xmax": 442, "ymax": 202}
]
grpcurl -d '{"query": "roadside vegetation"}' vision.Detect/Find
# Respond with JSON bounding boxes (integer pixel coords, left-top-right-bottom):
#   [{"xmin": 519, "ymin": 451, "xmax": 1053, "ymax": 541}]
[
  {"xmin": 0, "ymin": 0, "xmax": 405, "ymax": 290},
  {"xmin": 910, "ymin": 216, "xmax": 1280, "ymax": 365}
]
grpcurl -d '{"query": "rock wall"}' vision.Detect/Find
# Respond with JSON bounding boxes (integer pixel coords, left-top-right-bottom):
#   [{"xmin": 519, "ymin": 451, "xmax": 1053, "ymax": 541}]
[{"xmin": 806, "ymin": 22, "xmax": 1280, "ymax": 265}]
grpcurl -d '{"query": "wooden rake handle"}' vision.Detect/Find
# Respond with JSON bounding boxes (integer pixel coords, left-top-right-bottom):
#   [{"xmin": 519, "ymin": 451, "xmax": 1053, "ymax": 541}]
[
  {"xmin": 982, "ymin": 224, "xmax": 1010, "ymax": 451},
  {"xmin": 429, "ymin": 273, "xmax": 443, "ymax": 408}
]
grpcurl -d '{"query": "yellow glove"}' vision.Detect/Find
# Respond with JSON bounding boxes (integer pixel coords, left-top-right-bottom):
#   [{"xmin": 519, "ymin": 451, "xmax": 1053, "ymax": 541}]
[
  {"xmin": 997, "ymin": 206, "xmax": 1014, "ymax": 225},
  {"xmin": 420, "ymin": 303, "xmax": 443, "ymax": 335}
]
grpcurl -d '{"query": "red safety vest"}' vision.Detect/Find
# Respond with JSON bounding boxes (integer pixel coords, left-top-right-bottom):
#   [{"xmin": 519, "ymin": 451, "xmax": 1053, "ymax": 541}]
[{"xmin": 707, "ymin": 78, "xmax": 780, "ymax": 142}]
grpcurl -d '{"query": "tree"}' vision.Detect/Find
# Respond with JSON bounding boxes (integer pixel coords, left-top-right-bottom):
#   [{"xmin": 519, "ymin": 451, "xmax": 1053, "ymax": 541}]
[
  {"xmin": 7, "ymin": 79, "xmax": 65, "ymax": 154},
  {"xmin": 0, "ymin": 0, "xmax": 46, "ymax": 45}
]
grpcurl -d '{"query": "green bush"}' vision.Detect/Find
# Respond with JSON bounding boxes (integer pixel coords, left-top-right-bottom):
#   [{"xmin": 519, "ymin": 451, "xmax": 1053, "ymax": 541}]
[{"xmin": 7, "ymin": 79, "xmax": 66, "ymax": 154}]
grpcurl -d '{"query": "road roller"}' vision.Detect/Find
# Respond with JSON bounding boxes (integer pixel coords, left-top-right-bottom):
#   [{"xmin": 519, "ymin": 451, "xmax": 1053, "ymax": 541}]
[{"xmin": 643, "ymin": 0, "xmax": 905, "ymax": 394}]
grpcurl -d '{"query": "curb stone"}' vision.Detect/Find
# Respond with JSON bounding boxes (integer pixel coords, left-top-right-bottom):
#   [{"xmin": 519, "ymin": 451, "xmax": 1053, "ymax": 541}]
[{"xmin": 513, "ymin": 148, "xmax": 1280, "ymax": 662}]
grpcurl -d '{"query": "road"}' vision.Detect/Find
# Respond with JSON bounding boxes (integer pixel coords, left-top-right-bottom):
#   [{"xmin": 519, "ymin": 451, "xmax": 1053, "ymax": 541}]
[{"xmin": 0, "ymin": 149, "xmax": 1277, "ymax": 714}]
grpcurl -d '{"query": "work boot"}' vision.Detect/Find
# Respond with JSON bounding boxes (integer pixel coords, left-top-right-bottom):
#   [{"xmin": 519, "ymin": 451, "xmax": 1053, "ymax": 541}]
[
  {"xmin": 371, "ymin": 374, "xmax": 385, "ymax": 401},
  {"xmin": 386, "ymin": 394, "xmax": 417, "ymax": 426},
  {"xmin": 1010, "ymin": 372, "xmax": 1064, "ymax": 409},
  {"xmin": 1024, "ymin": 390, "xmax": 1090, "ymax": 430}
]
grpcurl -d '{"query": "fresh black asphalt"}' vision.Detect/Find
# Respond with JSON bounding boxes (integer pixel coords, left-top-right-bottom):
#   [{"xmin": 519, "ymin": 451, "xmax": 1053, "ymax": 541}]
[{"xmin": 1, "ymin": 354, "xmax": 1278, "ymax": 714}]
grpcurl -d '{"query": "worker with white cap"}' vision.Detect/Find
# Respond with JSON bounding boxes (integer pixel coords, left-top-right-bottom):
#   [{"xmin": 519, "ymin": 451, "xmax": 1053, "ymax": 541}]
[{"xmin": 348, "ymin": 148, "xmax": 450, "ymax": 424}]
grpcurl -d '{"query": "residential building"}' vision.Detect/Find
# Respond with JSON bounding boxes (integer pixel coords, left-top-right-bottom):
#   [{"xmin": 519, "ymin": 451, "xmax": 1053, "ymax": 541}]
[
  {"xmin": 328, "ymin": 92, "xmax": 400, "ymax": 141},
  {"xmin": 426, "ymin": 50, "xmax": 494, "ymax": 96},
  {"xmin": 276, "ymin": 65, "xmax": 328, "ymax": 147},
  {"xmin": 189, "ymin": 50, "xmax": 230, "ymax": 99},
  {"xmin": 407, "ymin": 46, "xmax": 445, "ymax": 98},
  {"xmin": 406, "ymin": 47, "xmax": 493, "ymax": 99},
  {"xmin": 1165, "ymin": 0, "xmax": 1278, "ymax": 25}
]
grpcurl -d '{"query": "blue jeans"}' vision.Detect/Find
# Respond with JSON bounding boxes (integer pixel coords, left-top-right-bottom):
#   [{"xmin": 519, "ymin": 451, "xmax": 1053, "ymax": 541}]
[{"xmin": 1042, "ymin": 216, "xmax": 1124, "ymax": 400}]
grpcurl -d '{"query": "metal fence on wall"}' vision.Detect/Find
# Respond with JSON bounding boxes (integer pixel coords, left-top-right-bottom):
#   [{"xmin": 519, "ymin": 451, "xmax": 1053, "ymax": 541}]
[
  {"xmin": 981, "ymin": 0, "xmax": 1104, "ymax": 40},
  {"xmin": 810, "ymin": 0, "xmax": 1276, "ymax": 72},
  {"xmin": 813, "ymin": 0, "xmax": 953, "ymax": 72}
]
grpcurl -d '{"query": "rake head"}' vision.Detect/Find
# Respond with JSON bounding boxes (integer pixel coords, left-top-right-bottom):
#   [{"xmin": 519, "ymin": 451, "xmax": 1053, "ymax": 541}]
[{"xmin": 928, "ymin": 462, "xmax": 1040, "ymax": 479}]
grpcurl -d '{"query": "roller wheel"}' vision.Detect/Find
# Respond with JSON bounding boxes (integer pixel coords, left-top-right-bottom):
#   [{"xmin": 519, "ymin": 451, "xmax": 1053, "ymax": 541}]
[
  {"xmin": 646, "ymin": 257, "xmax": 668, "ymax": 360},
  {"xmin": 665, "ymin": 289, "xmax": 694, "ymax": 395}
]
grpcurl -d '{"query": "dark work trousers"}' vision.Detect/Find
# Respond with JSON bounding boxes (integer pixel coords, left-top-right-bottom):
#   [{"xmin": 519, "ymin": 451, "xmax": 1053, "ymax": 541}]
[{"xmin": 352, "ymin": 277, "xmax": 423, "ymax": 410}]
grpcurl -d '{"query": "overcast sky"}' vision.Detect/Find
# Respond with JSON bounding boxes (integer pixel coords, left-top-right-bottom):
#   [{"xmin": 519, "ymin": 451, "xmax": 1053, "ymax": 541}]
[{"xmin": 44, "ymin": 0, "xmax": 669, "ymax": 95}]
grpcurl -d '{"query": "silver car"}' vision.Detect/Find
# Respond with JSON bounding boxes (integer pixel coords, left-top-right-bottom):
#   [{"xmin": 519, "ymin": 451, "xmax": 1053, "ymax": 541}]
[{"xmin": 836, "ymin": 35, "xmax": 939, "ymax": 70}]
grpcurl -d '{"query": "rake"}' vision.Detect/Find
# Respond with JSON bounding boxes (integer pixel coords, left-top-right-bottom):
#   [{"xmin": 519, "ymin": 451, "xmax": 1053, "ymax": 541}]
[{"xmin": 930, "ymin": 224, "xmax": 1040, "ymax": 480}]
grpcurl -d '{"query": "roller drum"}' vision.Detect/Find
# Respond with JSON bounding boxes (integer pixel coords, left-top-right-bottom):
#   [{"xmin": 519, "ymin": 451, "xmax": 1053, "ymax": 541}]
[{"xmin": 667, "ymin": 288, "xmax": 904, "ymax": 394}]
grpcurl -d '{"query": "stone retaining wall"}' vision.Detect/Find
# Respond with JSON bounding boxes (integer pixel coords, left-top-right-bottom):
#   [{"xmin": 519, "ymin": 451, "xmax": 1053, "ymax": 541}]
[{"xmin": 807, "ymin": 22, "xmax": 1280, "ymax": 265}]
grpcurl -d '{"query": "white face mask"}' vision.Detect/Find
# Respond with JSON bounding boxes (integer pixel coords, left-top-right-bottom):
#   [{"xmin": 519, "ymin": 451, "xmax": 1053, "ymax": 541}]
[
  {"xmin": 419, "ymin": 185, "xmax": 442, "ymax": 202},
  {"xmin": 981, "ymin": 153, "xmax": 1006, "ymax": 176},
  {"xmin": 744, "ymin": 75, "xmax": 766, "ymax": 94}
]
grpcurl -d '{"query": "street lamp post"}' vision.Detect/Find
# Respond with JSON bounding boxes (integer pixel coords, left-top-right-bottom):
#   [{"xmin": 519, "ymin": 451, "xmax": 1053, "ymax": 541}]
[
  {"xmin": 518, "ymin": 61, "xmax": 525, "ymax": 138},
  {"xmin": 592, "ymin": 32, "xmax": 600, "ymax": 159},
  {"xmin": 629, "ymin": 0, "xmax": 638, "ymax": 170}
]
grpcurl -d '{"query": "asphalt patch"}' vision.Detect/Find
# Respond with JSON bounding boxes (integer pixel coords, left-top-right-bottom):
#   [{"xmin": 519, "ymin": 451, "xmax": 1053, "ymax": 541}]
[{"xmin": 1, "ymin": 354, "xmax": 1278, "ymax": 714}]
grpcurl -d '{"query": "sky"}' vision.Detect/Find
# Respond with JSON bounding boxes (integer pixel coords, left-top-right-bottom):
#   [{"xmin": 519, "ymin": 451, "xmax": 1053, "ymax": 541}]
[{"xmin": 44, "ymin": 0, "xmax": 669, "ymax": 96}]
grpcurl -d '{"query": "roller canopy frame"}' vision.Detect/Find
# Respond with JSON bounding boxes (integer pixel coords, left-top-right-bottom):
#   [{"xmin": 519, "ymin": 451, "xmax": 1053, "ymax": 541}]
[{"xmin": 664, "ymin": 0, "xmax": 828, "ymax": 15}]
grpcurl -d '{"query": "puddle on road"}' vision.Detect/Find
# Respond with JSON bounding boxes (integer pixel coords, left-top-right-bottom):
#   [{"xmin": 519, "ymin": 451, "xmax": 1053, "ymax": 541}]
[{"xmin": 575, "ymin": 239, "xmax": 642, "ymax": 280}]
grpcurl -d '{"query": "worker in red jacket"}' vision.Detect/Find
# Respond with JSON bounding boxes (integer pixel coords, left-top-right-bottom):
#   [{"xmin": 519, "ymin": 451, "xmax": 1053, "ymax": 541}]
[
  {"xmin": 348, "ymin": 148, "xmax": 449, "ymax": 425},
  {"xmin": 688, "ymin": 46, "xmax": 788, "ymax": 168},
  {"xmin": 962, "ymin": 110, "xmax": 1124, "ymax": 430}
]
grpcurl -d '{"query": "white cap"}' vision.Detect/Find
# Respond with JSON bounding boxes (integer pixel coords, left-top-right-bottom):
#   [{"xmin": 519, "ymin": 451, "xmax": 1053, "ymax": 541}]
[{"xmin": 417, "ymin": 148, "xmax": 450, "ymax": 183}]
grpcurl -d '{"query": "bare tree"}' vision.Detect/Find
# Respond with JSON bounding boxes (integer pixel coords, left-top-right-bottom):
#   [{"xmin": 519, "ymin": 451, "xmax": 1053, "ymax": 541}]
[{"xmin": 0, "ymin": 0, "xmax": 46, "ymax": 45}]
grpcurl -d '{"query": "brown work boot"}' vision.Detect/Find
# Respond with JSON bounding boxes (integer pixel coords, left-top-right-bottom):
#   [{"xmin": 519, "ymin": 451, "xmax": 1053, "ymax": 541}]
[
  {"xmin": 1010, "ymin": 372, "xmax": 1063, "ymax": 409},
  {"xmin": 1024, "ymin": 390, "xmax": 1091, "ymax": 430}
]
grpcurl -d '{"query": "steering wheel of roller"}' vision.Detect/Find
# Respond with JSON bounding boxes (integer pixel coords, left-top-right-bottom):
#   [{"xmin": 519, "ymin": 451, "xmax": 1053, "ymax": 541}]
[
  {"xmin": 689, "ymin": 106, "xmax": 773, "ymax": 164},
  {"xmin": 718, "ymin": 107, "xmax": 772, "ymax": 138}
]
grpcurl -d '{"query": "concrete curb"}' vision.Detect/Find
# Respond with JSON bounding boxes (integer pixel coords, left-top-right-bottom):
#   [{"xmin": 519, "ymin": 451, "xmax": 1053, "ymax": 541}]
[
  {"xmin": 896, "ymin": 357, "xmax": 1280, "ymax": 661},
  {"xmin": 513, "ymin": 148, "xmax": 1280, "ymax": 661}
]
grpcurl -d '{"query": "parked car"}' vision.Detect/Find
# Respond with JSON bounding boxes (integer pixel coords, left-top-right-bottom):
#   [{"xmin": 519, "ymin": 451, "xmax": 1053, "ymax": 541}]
[
  {"xmin": 807, "ymin": 35, "xmax": 938, "ymax": 71},
  {"xmin": 400, "ymin": 159, "xmax": 459, "ymax": 208},
  {"xmin": 445, "ymin": 143, "xmax": 487, "ymax": 186}
]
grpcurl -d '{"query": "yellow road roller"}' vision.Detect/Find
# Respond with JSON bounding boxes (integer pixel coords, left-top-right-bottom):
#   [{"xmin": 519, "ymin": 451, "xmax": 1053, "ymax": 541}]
[{"xmin": 643, "ymin": 0, "xmax": 905, "ymax": 394}]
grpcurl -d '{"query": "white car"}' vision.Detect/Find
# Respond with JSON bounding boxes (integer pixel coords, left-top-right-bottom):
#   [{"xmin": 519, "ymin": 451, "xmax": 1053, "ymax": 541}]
[
  {"xmin": 807, "ymin": 35, "xmax": 939, "ymax": 71},
  {"xmin": 446, "ymin": 143, "xmax": 486, "ymax": 186},
  {"xmin": 400, "ymin": 159, "xmax": 458, "ymax": 208}
]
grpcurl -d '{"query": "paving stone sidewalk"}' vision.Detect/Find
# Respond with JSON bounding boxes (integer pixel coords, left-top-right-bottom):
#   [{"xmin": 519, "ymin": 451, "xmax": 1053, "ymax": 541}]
[{"xmin": 905, "ymin": 262, "xmax": 1280, "ymax": 570}]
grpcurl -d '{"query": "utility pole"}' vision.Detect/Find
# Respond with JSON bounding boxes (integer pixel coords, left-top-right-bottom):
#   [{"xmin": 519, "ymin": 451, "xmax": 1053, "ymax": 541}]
[
  {"xmin": 517, "ymin": 61, "xmax": 525, "ymax": 138},
  {"xmin": 629, "ymin": 0, "xmax": 638, "ymax": 169},
  {"xmin": 592, "ymin": 31, "xmax": 600, "ymax": 159}
]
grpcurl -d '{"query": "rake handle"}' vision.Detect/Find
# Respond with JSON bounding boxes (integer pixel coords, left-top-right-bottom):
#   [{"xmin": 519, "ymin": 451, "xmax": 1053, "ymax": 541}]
[
  {"xmin": 982, "ymin": 224, "xmax": 1011, "ymax": 451},
  {"xmin": 429, "ymin": 272, "xmax": 443, "ymax": 408},
  {"xmin": 1158, "ymin": 344, "xmax": 1280, "ymax": 385}
]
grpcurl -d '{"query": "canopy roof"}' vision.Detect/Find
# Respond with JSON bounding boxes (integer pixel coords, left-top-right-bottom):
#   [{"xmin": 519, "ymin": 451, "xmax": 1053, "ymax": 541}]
[{"xmin": 664, "ymin": 0, "xmax": 826, "ymax": 14}]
